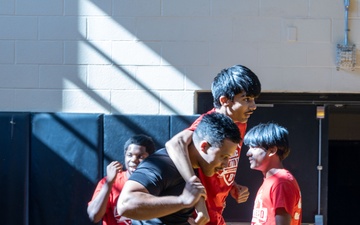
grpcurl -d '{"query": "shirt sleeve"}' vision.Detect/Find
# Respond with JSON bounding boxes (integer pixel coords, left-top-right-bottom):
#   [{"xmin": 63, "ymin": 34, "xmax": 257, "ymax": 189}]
[
  {"xmin": 129, "ymin": 150, "xmax": 181, "ymax": 196},
  {"xmin": 272, "ymin": 180, "xmax": 299, "ymax": 214}
]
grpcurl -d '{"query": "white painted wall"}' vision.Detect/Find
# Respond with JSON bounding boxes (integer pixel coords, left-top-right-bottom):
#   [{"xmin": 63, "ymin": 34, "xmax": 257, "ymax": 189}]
[{"xmin": 1, "ymin": 0, "xmax": 359, "ymax": 115}]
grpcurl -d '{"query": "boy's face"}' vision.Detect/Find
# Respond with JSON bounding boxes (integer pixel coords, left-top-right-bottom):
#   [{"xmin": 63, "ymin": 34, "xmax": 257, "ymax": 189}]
[
  {"xmin": 225, "ymin": 92, "xmax": 257, "ymax": 123},
  {"xmin": 124, "ymin": 144, "xmax": 149, "ymax": 175},
  {"xmin": 246, "ymin": 146, "xmax": 269, "ymax": 171},
  {"xmin": 199, "ymin": 139, "xmax": 238, "ymax": 177}
]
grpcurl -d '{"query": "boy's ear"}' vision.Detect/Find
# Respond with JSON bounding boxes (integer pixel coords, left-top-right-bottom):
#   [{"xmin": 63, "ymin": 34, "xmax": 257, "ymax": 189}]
[
  {"xmin": 268, "ymin": 146, "xmax": 278, "ymax": 157},
  {"xmin": 200, "ymin": 140, "xmax": 211, "ymax": 153},
  {"xmin": 219, "ymin": 96, "xmax": 230, "ymax": 106}
]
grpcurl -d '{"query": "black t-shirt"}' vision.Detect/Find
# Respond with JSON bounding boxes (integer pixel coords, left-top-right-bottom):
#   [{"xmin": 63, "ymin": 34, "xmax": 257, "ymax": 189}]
[{"xmin": 129, "ymin": 148, "xmax": 194, "ymax": 225}]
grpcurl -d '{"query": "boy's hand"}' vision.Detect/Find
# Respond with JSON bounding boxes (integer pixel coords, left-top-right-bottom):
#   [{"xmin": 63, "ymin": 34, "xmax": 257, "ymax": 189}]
[{"xmin": 230, "ymin": 183, "xmax": 249, "ymax": 203}]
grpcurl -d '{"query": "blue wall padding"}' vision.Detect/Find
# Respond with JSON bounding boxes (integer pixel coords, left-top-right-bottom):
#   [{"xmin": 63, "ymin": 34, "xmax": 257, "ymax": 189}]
[
  {"xmin": 30, "ymin": 113, "xmax": 103, "ymax": 225},
  {"xmin": 0, "ymin": 113, "xmax": 221, "ymax": 225},
  {"xmin": 0, "ymin": 112, "xmax": 30, "ymax": 225},
  {"xmin": 169, "ymin": 115, "xmax": 199, "ymax": 138},
  {"xmin": 103, "ymin": 115, "xmax": 170, "ymax": 174},
  {"xmin": 0, "ymin": 110, "xmax": 324, "ymax": 224}
]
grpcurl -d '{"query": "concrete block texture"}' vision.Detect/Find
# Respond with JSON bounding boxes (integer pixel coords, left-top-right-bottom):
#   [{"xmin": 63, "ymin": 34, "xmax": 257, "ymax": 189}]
[
  {"xmin": 0, "ymin": 41, "xmax": 14, "ymax": 63},
  {"xmin": 16, "ymin": 0, "xmax": 63, "ymax": 15},
  {"xmin": 0, "ymin": 16, "xmax": 37, "ymax": 39},
  {"xmin": 17, "ymin": 41, "xmax": 63, "ymax": 64},
  {"xmin": 0, "ymin": 0, "xmax": 359, "ymax": 114}
]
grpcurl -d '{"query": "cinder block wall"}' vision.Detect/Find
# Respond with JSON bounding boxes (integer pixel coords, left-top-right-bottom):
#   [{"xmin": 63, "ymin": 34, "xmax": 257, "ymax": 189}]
[{"xmin": 1, "ymin": 0, "xmax": 359, "ymax": 114}]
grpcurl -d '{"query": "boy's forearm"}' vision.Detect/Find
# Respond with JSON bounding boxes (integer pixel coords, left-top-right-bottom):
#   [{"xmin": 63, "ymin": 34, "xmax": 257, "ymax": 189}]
[
  {"xmin": 87, "ymin": 182, "xmax": 112, "ymax": 222},
  {"xmin": 118, "ymin": 190, "xmax": 186, "ymax": 220},
  {"xmin": 166, "ymin": 130, "xmax": 196, "ymax": 180}
]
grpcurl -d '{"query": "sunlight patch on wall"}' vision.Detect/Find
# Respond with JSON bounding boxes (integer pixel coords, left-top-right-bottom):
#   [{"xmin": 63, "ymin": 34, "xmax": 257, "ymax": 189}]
[{"xmin": 72, "ymin": 0, "xmax": 190, "ymax": 115}]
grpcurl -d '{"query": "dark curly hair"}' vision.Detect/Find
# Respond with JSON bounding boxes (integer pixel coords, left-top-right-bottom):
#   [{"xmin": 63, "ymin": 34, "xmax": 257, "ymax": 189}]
[
  {"xmin": 124, "ymin": 134, "xmax": 156, "ymax": 155},
  {"xmin": 193, "ymin": 112, "xmax": 241, "ymax": 147}
]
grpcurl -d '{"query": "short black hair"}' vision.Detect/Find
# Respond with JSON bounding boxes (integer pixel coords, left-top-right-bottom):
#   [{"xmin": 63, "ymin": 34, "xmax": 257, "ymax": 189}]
[
  {"xmin": 212, "ymin": 65, "xmax": 261, "ymax": 108},
  {"xmin": 124, "ymin": 134, "xmax": 156, "ymax": 155},
  {"xmin": 244, "ymin": 122, "xmax": 290, "ymax": 161},
  {"xmin": 193, "ymin": 112, "xmax": 241, "ymax": 147}
]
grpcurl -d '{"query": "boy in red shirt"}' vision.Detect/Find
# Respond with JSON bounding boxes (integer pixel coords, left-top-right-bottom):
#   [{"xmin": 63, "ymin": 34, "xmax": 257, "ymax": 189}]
[
  {"xmin": 166, "ymin": 65, "xmax": 261, "ymax": 224},
  {"xmin": 87, "ymin": 134, "xmax": 155, "ymax": 225},
  {"xmin": 244, "ymin": 123, "xmax": 302, "ymax": 225}
]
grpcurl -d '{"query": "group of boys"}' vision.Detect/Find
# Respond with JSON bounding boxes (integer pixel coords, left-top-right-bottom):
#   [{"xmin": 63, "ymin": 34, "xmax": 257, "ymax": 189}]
[{"xmin": 88, "ymin": 65, "xmax": 302, "ymax": 225}]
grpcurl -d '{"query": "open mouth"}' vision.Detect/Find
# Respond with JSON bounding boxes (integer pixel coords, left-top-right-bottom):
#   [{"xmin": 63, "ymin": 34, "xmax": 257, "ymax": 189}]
[{"xmin": 128, "ymin": 166, "xmax": 137, "ymax": 172}]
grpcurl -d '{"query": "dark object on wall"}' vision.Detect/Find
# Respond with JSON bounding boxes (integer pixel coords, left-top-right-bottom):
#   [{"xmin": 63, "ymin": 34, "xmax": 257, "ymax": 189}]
[
  {"xmin": 196, "ymin": 92, "xmax": 360, "ymax": 115},
  {"xmin": 0, "ymin": 112, "xmax": 30, "ymax": 225}
]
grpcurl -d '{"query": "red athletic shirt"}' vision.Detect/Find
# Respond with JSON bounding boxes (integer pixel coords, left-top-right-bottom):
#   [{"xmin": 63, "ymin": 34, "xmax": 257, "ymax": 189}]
[
  {"xmin": 89, "ymin": 171, "xmax": 132, "ymax": 225},
  {"xmin": 188, "ymin": 109, "xmax": 247, "ymax": 225},
  {"xmin": 251, "ymin": 169, "xmax": 302, "ymax": 225}
]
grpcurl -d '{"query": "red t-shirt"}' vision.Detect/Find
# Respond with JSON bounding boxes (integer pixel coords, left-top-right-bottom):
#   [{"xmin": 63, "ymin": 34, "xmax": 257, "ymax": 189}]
[
  {"xmin": 188, "ymin": 109, "xmax": 247, "ymax": 225},
  {"xmin": 251, "ymin": 169, "xmax": 302, "ymax": 225},
  {"xmin": 89, "ymin": 171, "xmax": 132, "ymax": 225}
]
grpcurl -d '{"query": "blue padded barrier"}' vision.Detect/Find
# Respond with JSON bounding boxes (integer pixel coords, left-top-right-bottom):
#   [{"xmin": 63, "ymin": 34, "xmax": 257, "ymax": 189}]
[
  {"xmin": 103, "ymin": 115, "xmax": 169, "ymax": 174},
  {"xmin": 0, "ymin": 113, "xmax": 222, "ymax": 225},
  {"xmin": 0, "ymin": 112, "xmax": 30, "ymax": 225},
  {"xmin": 169, "ymin": 115, "xmax": 199, "ymax": 138},
  {"xmin": 30, "ymin": 113, "xmax": 103, "ymax": 225}
]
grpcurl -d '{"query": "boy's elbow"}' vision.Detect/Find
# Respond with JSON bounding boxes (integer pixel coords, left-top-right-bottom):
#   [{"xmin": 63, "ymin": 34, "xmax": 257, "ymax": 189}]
[
  {"xmin": 116, "ymin": 206, "xmax": 124, "ymax": 217},
  {"xmin": 165, "ymin": 140, "xmax": 170, "ymax": 149},
  {"xmin": 165, "ymin": 136, "xmax": 176, "ymax": 148},
  {"xmin": 117, "ymin": 197, "xmax": 138, "ymax": 219},
  {"xmin": 117, "ymin": 199, "xmax": 128, "ymax": 217},
  {"xmin": 89, "ymin": 216, "xmax": 101, "ymax": 224},
  {"xmin": 165, "ymin": 142, "xmax": 174, "ymax": 153},
  {"xmin": 87, "ymin": 208, "xmax": 101, "ymax": 223}
]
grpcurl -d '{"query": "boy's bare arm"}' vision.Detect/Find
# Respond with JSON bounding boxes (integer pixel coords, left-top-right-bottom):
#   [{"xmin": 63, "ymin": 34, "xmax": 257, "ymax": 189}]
[
  {"xmin": 165, "ymin": 129, "xmax": 196, "ymax": 180},
  {"xmin": 166, "ymin": 129, "xmax": 210, "ymax": 224},
  {"xmin": 117, "ymin": 177, "xmax": 205, "ymax": 220}
]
